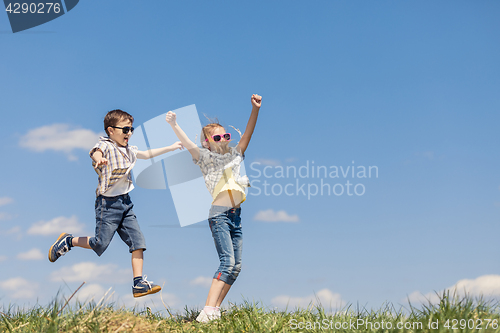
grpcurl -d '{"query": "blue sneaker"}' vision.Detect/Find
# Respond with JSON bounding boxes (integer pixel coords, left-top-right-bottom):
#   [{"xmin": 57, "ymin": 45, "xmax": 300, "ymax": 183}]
[
  {"xmin": 132, "ymin": 276, "xmax": 161, "ymax": 298},
  {"xmin": 48, "ymin": 232, "xmax": 72, "ymax": 262}
]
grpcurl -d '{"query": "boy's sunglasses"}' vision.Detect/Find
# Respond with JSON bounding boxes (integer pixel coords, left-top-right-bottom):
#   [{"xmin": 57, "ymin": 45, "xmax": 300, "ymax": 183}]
[
  {"xmin": 205, "ymin": 133, "xmax": 231, "ymax": 142},
  {"xmin": 110, "ymin": 126, "xmax": 134, "ymax": 134}
]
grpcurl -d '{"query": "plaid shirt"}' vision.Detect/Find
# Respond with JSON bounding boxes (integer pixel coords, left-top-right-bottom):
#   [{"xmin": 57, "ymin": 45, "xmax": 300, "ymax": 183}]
[
  {"xmin": 90, "ymin": 137, "xmax": 138, "ymax": 196},
  {"xmin": 193, "ymin": 146, "xmax": 250, "ymax": 200}
]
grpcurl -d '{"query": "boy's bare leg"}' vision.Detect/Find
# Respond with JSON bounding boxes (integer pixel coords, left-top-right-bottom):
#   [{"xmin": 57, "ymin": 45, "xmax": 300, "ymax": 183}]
[
  {"xmin": 131, "ymin": 249, "xmax": 143, "ymax": 278},
  {"xmin": 131, "ymin": 249, "xmax": 161, "ymax": 297},
  {"xmin": 72, "ymin": 237, "xmax": 92, "ymax": 249},
  {"xmin": 205, "ymin": 279, "xmax": 226, "ymax": 307}
]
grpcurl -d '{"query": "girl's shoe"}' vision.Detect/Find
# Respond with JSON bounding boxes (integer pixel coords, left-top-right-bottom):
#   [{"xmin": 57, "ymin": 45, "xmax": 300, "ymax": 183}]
[
  {"xmin": 196, "ymin": 309, "xmax": 209, "ymax": 323},
  {"xmin": 132, "ymin": 276, "xmax": 161, "ymax": 298},
  {"xmin": 196, "ymin": 308, "xmax": 220, "ymax": 323},
  {"xmin": 48, "ymin": 233, "xmax": 72, "ymax": 262}
]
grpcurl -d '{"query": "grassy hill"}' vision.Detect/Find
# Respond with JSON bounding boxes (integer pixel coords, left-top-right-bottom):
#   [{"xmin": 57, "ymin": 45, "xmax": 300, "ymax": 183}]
[{"xmin": 1, "ymin": 291, "xmax": 499, "ymax": 332}]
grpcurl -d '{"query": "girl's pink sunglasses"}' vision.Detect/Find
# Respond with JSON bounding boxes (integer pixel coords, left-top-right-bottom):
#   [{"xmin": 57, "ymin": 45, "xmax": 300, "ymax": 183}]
[{"xmin": 205, "ymin": 133, "xmax": 231, "ymax": 142}]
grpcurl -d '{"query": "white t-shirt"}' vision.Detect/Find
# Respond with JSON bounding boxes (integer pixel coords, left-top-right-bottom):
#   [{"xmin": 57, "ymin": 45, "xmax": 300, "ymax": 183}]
[{"xmin": 102, "ymin": 146, "xmax": 135, "ymax": 197}]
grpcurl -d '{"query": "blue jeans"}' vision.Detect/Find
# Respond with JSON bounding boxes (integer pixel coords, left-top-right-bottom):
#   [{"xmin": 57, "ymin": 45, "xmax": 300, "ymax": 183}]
[
  {"xmin": 208, "ymin": 205, "xmax": 243, "ymax": 286},
  {"xmin": 89, "ymin": 194, "xmax": 146, "ymax": 256}
]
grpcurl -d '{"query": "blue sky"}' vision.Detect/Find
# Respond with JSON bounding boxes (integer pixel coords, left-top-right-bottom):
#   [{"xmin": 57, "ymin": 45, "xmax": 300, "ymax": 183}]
[{"xmin": 1, "ymin": 0, "xmax": 500, "ymax": 313}]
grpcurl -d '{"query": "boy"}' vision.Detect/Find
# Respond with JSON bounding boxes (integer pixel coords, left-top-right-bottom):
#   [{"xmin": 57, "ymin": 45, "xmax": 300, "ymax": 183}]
[{"xmin": 48, "ymin": 109, "xmax": 183, "ymax": 297}]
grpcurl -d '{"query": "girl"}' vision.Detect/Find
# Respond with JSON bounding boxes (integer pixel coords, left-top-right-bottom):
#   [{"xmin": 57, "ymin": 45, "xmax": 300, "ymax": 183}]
[{"xmin": 165, "ymin": 94, "xmax": 262, "ymax": 322}]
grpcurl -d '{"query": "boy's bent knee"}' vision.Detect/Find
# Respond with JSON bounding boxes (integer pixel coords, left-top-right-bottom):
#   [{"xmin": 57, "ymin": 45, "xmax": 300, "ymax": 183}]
[
  {"xmin": 91, "ymin": 244, "xmax": 107, "ymax": 257},
  {"xmin": 89, "ymin": 237, "xmax": 109, "ymax": 256}
]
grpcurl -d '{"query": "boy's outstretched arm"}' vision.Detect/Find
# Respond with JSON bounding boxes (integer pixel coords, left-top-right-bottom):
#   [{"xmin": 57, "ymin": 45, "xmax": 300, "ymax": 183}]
[
  {"xmin": 237, "ymin": 94, "xmax": 262, "ymax": 155},
  {"xmin": 136, "ymin": 141, "xmax": 183, "ymax": 160},
  {"xmin": 165, "ymin": 111, "xmax": 200, "ymax": 161},
  {"xmin": 90, "ymin": 149, "xmax": 108, "ymax": 169}
]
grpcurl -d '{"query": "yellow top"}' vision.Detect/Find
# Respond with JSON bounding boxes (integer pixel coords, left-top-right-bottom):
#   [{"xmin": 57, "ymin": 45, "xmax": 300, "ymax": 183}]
[{"xmin": 212, "ymin": 167, "xmax": 247, "ymax": 204}]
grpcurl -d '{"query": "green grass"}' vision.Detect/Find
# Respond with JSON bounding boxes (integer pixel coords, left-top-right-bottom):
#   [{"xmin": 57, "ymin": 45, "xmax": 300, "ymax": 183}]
[{"xmin": 1, "ymin": 291, "xmax": 500, "ymax": 332}]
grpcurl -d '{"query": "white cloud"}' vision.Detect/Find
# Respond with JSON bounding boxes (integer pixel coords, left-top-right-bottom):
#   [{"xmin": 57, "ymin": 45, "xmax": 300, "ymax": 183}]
[
  {"xmin": 71, "ymin": 282, "xmax": 177, "ymax": 312},
  {"xmin": 76, "ymin": 284, "xmax": 110, "ymax": 302},
  {"xmin": 0, "ymin": 255, "xmax": 7, "ymax": 262},
  {"xmin": 406, "ymin": 275, "xmax": 500, "ymax": 304},
  {"xmin": 0, "ymin": 277, "xmax": 39, "ymax": 299},
  {"xmin": 253, "ymin": 158, "xmax": 281, "ymax": 166},
  {"xmin": 120, "ymin": 291, "xmax": 179, "ymax": 309},
  {"xmin": 0, "ymin": 226, "xmax": 21, "ymax": 234},
  {"xmin": 0, "ymin": 227, "xmax": 22, "ymax": 241},
  {"xmin": 17, "ymin": 248, "xmax": 44, "ymax": 261},
  {"xmin": 406, "ymin": 291, "xmax": 440, "ymax": 305},
  {"xmin": 0, "ymin": 212, "xmax": 13, "ymax": 221},
  {"xmin": 50, "ymin": 262, "xmax": 130, "ymax": 284},
  {"xmin": 190, "ymin": 276, "xmax": 213, "ymax": 288},
  {"xmin": 0, "ymin": 197, "xmax": 14, "ymax": 207},
  {"xmin": 452, "ymin": 275, "xmax": 500, "ymax": 296},
  {"xmin": 27, "ymin": 215, "xmax": 84, "ymax": 236},
  {"xmin": 272, "ymin": 289, "xmax": 345, "ymax": 310},
  {"xmin": 19, "ymin": 124, "xmax": 103, "ymax": 160},
  {"xmin": 254, "ymin": 209, "xmax": 299, "ymax": 222}
]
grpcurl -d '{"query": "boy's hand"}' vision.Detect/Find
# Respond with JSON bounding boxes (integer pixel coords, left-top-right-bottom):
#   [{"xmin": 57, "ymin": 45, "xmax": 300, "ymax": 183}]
[
  {"xmin": 165, "ymin": 111, "xmax": 177, "ymax": 125},
  {"xmin": 94, "ymin": 157, "xmax": 108, "ymax": 169},
  {"xmin": 171, "ymin": 141, "xmax": 184, "ymax": 151},
  {"xmin": 251, "ymin": 94, "xmax": 262, "ymax": 108}
]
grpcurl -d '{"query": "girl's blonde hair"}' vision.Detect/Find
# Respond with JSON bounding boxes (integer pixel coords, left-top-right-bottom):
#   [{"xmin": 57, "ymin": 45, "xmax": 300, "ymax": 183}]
[{"xmin": 200, "ymin": 117, "xmax": 225, "ymax": 147}]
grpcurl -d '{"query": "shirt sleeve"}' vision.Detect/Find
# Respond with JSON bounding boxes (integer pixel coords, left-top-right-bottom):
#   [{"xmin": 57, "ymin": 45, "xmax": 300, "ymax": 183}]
[
  {"xmin": 90, "ymin": 139, "xmax": 110, "ymax": 171},
  {"xmin": 128, "ymin": 145, "xmax": 139, "ymax": 157},
  {"xmin": 90, "ymin": 140, "xmax": 109, "ymax": 159},
  {"xmin": 233, "ymin": 145, "xmax": 245, "ymax": 160},
  {"xmin": 193, "ymin": 148, "xmax": 209, "ymax": 166}
]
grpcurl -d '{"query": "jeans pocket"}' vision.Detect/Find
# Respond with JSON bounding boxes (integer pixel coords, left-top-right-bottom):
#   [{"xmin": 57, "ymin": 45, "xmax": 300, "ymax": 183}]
[{"xmin": 103, "ymin": 196, "xmax": 119, "ymax": 210}]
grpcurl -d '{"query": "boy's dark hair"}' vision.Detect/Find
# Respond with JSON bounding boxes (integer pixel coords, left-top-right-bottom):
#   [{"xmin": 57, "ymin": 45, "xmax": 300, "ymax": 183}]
[{"xmin": 104, "ymin": 109, "xmax": 134, "ymax": 136}]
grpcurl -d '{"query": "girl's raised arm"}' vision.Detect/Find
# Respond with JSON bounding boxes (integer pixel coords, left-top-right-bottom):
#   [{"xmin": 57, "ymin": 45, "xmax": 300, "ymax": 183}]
[
  {"xmin": 237, "ymin": 94, "xmax": 262, "ymax": 155},
  {"xmin": 166, "ymin": 111, "xmax": 200, "ymax": 161}
]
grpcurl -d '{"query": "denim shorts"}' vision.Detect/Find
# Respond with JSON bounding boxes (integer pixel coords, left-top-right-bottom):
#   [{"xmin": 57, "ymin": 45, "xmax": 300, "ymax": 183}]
[
  {"xmin": 208, "ymin": 205, "xmax": 242, "ymax": 286},
  {"xmin": 89, "ymin": 194, "xmax": 146, "ymax": 256}
]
